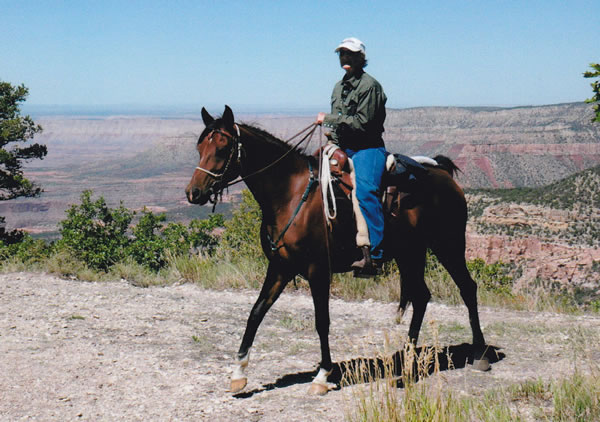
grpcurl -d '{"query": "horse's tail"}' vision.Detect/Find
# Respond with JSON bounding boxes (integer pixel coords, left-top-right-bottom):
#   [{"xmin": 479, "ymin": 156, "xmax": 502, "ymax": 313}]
[{"xmin": 432, "ymin": 155, "xmax": 461, "ymax": 178}]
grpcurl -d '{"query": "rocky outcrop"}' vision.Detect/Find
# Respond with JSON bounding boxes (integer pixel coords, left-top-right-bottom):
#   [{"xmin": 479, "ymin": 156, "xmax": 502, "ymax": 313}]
[
  {"xmin": 479, "ymin": 204, "xmax": 573, "ymax": 231},
  {"xmin": 466, "ymin": 231, "xmax": 600, "ymax": 288}
]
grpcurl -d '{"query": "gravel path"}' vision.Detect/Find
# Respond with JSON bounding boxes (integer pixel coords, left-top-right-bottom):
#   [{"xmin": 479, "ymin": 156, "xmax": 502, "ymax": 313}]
[{"xmin": 1, "ymin": 272, "xmax": 599, "ymax": 421}]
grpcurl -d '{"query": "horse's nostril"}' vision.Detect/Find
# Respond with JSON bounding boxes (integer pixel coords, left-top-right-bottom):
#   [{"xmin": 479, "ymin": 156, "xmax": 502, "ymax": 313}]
[
  {"xmin": 187, "ymin": 187, "xmax": 203, "ymax": 204},
  {"xmin": 186, "ymin": 187, "xmax": 199, "ymax": 203}
]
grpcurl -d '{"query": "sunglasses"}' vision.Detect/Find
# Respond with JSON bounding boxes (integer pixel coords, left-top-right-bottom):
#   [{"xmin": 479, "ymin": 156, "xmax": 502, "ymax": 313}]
[{"xmin": 338, "ymin": 49, "xmax": 358, "ymax": 57}]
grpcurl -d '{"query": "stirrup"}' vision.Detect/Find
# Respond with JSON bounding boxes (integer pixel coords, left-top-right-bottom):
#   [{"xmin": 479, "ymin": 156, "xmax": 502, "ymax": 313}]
[
  {"xmin": 353, "ymin": 265, "xmax": 382, "ymax": 278},
  {"xmin": 351, "ymin": 246, "xmax": 381, "ymax": 278}
]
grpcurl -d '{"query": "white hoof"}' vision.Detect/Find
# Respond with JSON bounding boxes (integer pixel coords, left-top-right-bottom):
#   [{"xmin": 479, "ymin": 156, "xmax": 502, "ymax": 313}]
[
  {"xmin": 230, "ymin": 377, "xmax": 247, "ymax": 393},
  {"xmin": 472, "ymin": 357, "xmax": 490, "ymax": 372},
  {"xmin": 308, "ymin": 367, "xmax": 332, "ymax": 395},
  {"xmin": 230, "ymin": 350, "xmax": 250, "ymax": 393},
  {"xmin": 308, "ymin": 382, "xmax": 329, "ymax": 395}
]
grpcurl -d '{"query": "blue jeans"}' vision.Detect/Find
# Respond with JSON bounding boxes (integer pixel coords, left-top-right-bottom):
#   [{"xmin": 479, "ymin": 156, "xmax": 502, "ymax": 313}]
[{"xmin": 346, "ymin": 147, "xmax": 387, "ymax": 260}]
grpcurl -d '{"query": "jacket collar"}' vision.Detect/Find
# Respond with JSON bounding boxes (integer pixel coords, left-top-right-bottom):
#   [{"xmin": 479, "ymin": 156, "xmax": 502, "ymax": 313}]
[{"xmin": 342, "ymin": 70, "xmax": 364, "ymax": 89}]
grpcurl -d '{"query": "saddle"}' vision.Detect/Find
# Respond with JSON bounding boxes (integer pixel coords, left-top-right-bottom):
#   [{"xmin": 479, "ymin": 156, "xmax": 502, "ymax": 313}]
[{"xmin": 315, "ymin": 145, "xmax": 429, "ymax": 218}]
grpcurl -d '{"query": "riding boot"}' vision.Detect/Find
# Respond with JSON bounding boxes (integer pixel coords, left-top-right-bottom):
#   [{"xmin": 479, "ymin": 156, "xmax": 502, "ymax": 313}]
[{"xmin": 351, "ymin": 246, "xmax": 381, "ymax": 278}]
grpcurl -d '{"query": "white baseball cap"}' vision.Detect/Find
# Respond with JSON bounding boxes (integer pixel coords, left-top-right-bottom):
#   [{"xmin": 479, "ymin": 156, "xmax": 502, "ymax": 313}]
[{"xmin": 335, "ymin": 37, "xmax": 366, "ymax": 57}]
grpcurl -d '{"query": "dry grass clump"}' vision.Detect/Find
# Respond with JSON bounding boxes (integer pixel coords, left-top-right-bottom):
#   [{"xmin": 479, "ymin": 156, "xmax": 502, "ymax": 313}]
[
  {"xmin": 170, "ymin": 254, "xmax": 265, "ymax": 290},
  {"xmin": 342, "ymin": 324, "xmax": 489, "ymax": 422},
  {"xmin": 342, "ymin": 323, "xmax": 600, "ymax": 422}
]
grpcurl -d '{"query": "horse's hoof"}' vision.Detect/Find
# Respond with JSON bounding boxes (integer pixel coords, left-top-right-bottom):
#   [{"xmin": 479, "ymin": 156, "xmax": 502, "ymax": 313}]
[
  {"xmin": 230, "ymin": 377, "xmax": 247, "ymax": 393},
  {"xmin": 308, "ymin": 382, "xmax": 329, "ymax": 396},
  {"xmin": 472, "ymin": 357, "xmax": 490, "ymax": 372}
]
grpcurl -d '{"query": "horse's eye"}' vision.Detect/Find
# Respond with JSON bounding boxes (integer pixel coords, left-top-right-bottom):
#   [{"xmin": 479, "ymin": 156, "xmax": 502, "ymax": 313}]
[{"xmin": 215, "ymin": 146, "xmax": 229, "ymax": 159}]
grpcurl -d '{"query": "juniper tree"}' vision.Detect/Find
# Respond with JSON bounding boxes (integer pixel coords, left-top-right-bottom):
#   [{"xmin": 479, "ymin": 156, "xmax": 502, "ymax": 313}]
[
  {"xmin": 584, "ymin": 63, "xmax": 600, "ymax": 123},
  {"xmin": 0, "ymin": 81, "xmax": 47, "ymax": 240}
]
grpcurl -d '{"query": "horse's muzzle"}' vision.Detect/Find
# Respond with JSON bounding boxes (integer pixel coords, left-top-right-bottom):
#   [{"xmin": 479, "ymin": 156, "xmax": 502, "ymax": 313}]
[{"xmin": 185, "ymin": 187, "xmax": 210, "ymax": 205}]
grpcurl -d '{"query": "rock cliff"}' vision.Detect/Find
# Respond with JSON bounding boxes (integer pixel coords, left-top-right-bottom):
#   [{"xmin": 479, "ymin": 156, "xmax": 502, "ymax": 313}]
[{"xmin": 385, "ymin": 103, "xmax": 600, "ymax": 188}]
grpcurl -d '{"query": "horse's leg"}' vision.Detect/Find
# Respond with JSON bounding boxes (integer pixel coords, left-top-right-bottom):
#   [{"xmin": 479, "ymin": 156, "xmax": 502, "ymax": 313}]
[
  {"xmin": 306, "ymin": 266, "xmax": 332, "ymax": 395},
  {"xmin": 230, "ymin": 261, "xmax": 294, "ymax": 393},
  {"xmin": 433, "ymin": 243, "xmax": 489, "ymax": 371},
  {"xmin": 395, "ymin": 244, "xmax": 430, "ymax": 346},
  {"xmin": 397, "ymin": 273, "xmax": 411, "ymax": 323}
]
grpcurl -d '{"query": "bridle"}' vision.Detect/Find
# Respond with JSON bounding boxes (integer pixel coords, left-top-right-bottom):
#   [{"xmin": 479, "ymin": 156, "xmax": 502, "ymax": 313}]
[
  {"xmin": 194, "ymin": 124, "xmax": 244, "ymax": 206},
  {"xmin": 195, "ymin": 124, "xmax": 242, "ymax": 179},
  {"xmin": 195, "ymin": 122, "xmax": 318, "ymax": 207}
]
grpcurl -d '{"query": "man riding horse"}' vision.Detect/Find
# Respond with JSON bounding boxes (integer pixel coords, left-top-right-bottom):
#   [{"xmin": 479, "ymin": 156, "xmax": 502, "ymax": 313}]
[
  {"xmin": 317, "ymin": 37, "xmax": 387, "ymax": 277},
  {"xmin": 185, "ymin": 37, "xmax": 490, "ymax": 396}
]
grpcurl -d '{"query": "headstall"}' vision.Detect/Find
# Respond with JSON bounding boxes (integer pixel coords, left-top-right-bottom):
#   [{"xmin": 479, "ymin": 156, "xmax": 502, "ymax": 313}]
[
  {"xmin": 195, "ymin": 124, "xmax": 242, "ymax": 206},
  {"xmin": 196, "ymin": 122, "xmax": 318, "ymax": 209},
  {"xmin": 195, "ymin": 124, "xmax": 242, "ymax": 179}
]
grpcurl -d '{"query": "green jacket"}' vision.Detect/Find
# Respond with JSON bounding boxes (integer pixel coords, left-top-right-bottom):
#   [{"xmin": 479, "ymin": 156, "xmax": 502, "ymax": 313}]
[{"xmin": 323, "ymin": 70, "xmax": 387, "ymax": 151}]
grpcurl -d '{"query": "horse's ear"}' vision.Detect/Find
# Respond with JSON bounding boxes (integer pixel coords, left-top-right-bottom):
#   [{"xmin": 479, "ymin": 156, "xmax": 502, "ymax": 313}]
[
  {"xmin": 222, "ymin": 105, "xmax": 235, "ymax": 130},
  {"xmin": 201, "ymin": 107, "xmax": 214, "ymax": 126}
]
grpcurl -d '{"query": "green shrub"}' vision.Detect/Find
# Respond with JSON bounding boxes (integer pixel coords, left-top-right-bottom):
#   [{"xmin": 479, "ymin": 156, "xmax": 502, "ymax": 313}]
[
  {"xmin": 185, "ymin": 214, "xmax": 225, "ymax": 254},
  {"xmin": 218, "ymin": 189, "xmax": 264, "ymax": 261},
  {"xmin": 128, "ymin": 209, "xmax": 224, "ymax": 271},
  {"xmin": 127, "ymin": 209, "xmax": 168, "ymax": 271},
  {"xmin": 56, "ymin": 190, "xmax": 133, "ymax": 270},
  {"xmin": 467, "ymin": 258, "xmax": 514, "ymax": 296},
  {"xmin": 0, "ymin": 232, "xmax": 51, "ymax": 264},
  {"xmin": 52, "ymin": 191, "xmax": 224, "ymax": 273},
  {"xmin": 421, "ymin": 253, "xmax": 517, "ymax": 307}
]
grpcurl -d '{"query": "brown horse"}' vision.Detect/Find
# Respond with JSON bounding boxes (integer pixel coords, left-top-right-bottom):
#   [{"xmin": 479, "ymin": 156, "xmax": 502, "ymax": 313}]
[{"xmin": 185, "ymin": 105, "xmax": 488, "ymax": 395}]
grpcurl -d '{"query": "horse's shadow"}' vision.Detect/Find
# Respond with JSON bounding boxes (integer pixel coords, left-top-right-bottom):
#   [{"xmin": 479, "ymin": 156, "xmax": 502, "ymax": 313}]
[{"xmin": 234, "ymin": 343, "xmax": 505, "ymax": 399}]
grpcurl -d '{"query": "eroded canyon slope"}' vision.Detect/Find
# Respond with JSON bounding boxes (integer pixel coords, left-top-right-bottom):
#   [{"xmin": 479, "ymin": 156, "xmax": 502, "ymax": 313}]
[{"xmin": 385, "ymin": 102, "xmax": 600, "ymax": 188}]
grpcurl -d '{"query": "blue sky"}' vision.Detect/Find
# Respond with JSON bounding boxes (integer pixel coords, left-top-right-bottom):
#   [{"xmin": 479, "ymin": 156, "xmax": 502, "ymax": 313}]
[{"xmin": 2, "ymin": 0, "xmax": 599, "ymax": 113}]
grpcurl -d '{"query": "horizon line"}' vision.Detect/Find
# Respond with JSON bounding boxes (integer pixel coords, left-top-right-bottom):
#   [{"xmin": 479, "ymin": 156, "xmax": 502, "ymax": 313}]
[{"xmin": 22, "ymin": 101, "xmax": 589, "ymax": 117}]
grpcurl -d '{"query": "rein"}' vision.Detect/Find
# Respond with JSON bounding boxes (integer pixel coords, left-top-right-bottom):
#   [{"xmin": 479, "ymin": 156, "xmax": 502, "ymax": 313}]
[{"xmin": 224, "ymin": 123, "xmax": 318, "ymax": 189}]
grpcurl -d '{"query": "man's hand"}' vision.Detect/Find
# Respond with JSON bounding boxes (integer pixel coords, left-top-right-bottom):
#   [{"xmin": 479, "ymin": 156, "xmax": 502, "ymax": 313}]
[{"xmin": 316, "ymin": 112, "xmax": 326, "ymax": 125}]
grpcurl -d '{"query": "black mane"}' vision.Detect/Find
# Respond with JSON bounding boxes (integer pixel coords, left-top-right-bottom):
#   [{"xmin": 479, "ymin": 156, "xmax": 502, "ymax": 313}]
[
  {"xmin": 240, "ymin": 123, "xmax": 310, "ymax": 157},
  {"xmin": 197, "ymin": 117, "xmax": 310, "ymax": 158}
]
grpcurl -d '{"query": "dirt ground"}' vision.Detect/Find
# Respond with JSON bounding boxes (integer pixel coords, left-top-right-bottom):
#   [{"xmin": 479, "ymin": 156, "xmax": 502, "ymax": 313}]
[{"xmin": 1, "ymin": 272, "xmax": 599, "ymax": 421}]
